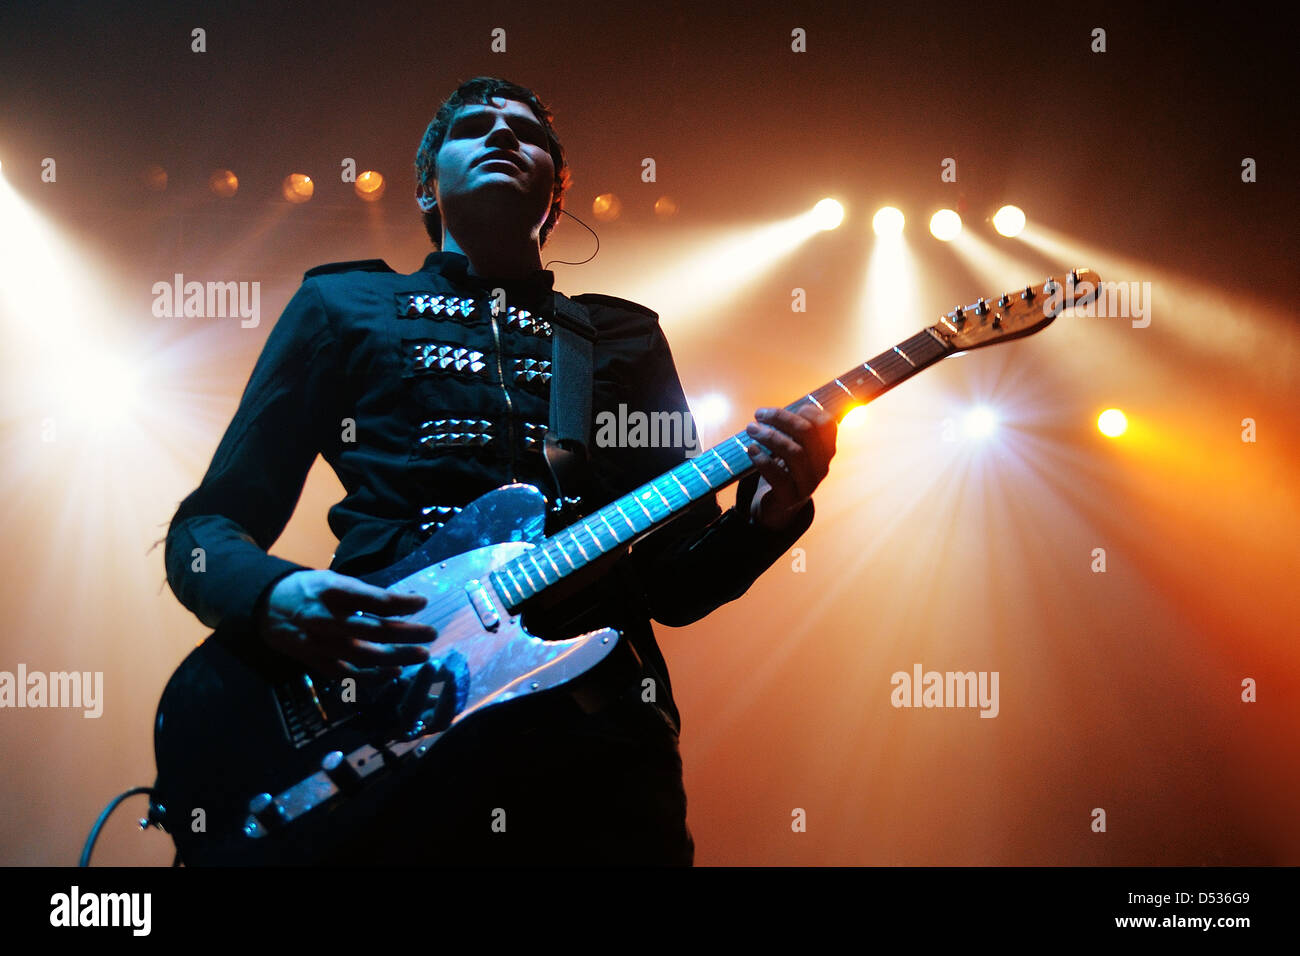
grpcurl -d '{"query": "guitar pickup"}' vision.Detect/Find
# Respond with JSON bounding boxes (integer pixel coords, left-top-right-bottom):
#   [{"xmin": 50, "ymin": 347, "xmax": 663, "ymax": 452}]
[{"xmin": 464, "ymin": 579, "xmax": 500, "ymax": 630}]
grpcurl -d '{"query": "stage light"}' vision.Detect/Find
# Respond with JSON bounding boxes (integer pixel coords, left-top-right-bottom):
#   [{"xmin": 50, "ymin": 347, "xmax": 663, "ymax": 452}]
[
  {"xmin": 62, "ymin": 352, "xmax": 142, "ymax": 429},
  {"xmin": 840, "ymin": 405, "xmax": 869, "ymax": 429},
  {"xmin": 615, "ymin": 207, "xmax": 828, "ymax": 334},
  {"xmin": 993, "ymin": 205, "xmax": 1026, "ymax": 238},
  {"xmin": 1097, "ymin": 408, "xmax": 1128, "ymax": 437},
  {"xmin": 592, "ymin": 192, "xmax": 622, "ymax": 222},
  {"xmin": 963, "ymin": 406, "xmax": 998, "ymax": 439},
  {"xmin": 209, "ymin": 169, "xmax": 238, "ymax": 198},
  {"xmin": 282, "ymin": 173, "xmax": 314, "ymax": 203},
  {"xmin": 812, "ymin": 198, "xmax": 844, "ymax": 231},
  {"xmin": 355, "ymin": 170, "xmax": 385, "ymax": 201},
  {"xmin": 929, "ymin": 209, "xmax": 962, "ymax": 241},
  {"xmin": 654, "ymin": 195, "xmax": 679, "ymax": 219},
  {"xmin": 872, "ymin": 206, "xmax": 904, "ymax": 237},
  {"xmin": 859, "ymin": 206, "xmax": 920, "ymax": 350},
  {"xmin": 690, "ymin": 392, "xmax": 731, "ymax": 432}
]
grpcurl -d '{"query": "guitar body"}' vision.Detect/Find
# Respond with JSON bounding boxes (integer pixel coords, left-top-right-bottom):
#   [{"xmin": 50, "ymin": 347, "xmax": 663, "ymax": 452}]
[{"xmin": 153, "ymin": 484, "xmax": 623, "ymax": 865}]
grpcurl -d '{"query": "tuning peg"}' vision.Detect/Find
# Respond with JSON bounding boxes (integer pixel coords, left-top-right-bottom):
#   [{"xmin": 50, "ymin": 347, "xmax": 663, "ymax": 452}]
[
  {"xmin": 1021, "ymin": 286, "xmax": 1035, "ymax": 301},
  {"xmin": 951, "ymin": 306, "xmax": 965, "ymax": 325},
  {"xmin": 997, "ymin": 294, "xmax": 1010, "ymax": 308},
  {"xmin": 974, "ymin": 297, "xmax": 989, "ymax": 316}
]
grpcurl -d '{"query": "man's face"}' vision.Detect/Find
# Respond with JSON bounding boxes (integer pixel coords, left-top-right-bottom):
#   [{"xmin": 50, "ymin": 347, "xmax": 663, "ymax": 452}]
[{"xmin": 427, "ymin": 96, "xmax": 556, "ymax": 241}]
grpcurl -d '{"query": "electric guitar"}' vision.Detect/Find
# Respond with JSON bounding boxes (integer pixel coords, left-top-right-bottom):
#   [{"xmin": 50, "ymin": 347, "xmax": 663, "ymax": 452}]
[{"xmin": 152, "ymin": 269, "xmax": 1099, "ymax": 864}]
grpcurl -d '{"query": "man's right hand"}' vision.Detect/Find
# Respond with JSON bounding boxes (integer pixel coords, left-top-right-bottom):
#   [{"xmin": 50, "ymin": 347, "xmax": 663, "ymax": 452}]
[{"xmin": 257, "ymin": 570, "xmax": 436, "ymax": 677}]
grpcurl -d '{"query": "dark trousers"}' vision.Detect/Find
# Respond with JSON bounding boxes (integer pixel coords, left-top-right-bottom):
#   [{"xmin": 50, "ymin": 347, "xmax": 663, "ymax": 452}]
[{"xmin": 322, "ymin": 685, "xmax": 693, "ymax": 866}]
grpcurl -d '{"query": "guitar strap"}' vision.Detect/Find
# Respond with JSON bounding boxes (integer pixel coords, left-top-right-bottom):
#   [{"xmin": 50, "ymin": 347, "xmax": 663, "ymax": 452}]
[
  {"xmin": 548, "ymin": 292, "xmax": 597, "ymax": 448},
  {"xmin": 540, "ymin": 293, "xmax": 648, "ymax": 707},
  {"xmin": 544, "ymin": 293, "xmax": 598, "ymax": 514}
]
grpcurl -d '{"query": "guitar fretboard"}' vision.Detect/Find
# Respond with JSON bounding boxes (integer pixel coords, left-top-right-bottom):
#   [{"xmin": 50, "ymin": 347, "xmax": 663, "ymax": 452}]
[{"xmin": 489, "ymin": 327, "xmax": 951, "ymax": 609}]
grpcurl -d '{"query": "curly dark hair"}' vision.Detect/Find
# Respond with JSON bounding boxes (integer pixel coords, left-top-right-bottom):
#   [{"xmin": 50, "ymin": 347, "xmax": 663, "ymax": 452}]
[{"xmin": 414, "ymin": 77, "xmax": 571, "ymax": 249}]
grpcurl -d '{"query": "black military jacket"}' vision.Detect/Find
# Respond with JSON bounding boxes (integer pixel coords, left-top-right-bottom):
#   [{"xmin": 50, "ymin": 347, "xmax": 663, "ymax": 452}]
[{"xmin": 164, "ymin": 251, "xmax": 812, "ymax": 730}]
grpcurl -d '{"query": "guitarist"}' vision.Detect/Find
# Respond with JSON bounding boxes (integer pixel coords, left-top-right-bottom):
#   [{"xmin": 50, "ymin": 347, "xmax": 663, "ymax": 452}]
[{"xmin": 164, "ymin": 76, "xmax": 838, "ymax": 864}]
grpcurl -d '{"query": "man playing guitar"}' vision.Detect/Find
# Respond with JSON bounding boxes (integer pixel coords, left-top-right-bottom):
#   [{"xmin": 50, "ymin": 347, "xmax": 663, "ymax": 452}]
[{"xmin": 163, "ymin": 76, "xmax": 838, "ymax": 865}]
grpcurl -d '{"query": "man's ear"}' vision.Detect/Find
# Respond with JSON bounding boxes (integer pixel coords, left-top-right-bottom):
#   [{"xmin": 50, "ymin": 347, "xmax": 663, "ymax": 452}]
[{"xmin": 415, "ymin": 184, "xmax": 437, "ymax": 212}]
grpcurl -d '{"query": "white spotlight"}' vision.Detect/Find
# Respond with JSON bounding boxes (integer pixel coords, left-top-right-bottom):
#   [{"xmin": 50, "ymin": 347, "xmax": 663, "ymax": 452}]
[
  {"xmin": 45, "ymin": 348, "xmax": 143, "ymax": 432},
  {"xmin": 993, "ymin": 205, "xmax": 1026, "ymax": 238},
  {"xmin": 929, "ymin": 209, "xmax": 962, "ymax": 241},
  {"xmin": 690, "ymin": 392, "xmax": 731, "ymax": 432},
  {"xmin": 812, "ymin": 198, "xmax": 845, "ymax": 231},
  {"xmin": 872, "ymin": 206, "xmax": 905, "ymax": 238},
  {"xmin": 963, "ymin": 406, "xmax": 998, "ymax": 439}
]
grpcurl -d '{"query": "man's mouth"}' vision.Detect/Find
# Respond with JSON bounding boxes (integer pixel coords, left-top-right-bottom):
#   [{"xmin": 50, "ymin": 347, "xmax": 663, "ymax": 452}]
[{"xmin": 474, "ymin": 151, "xmax": 522, "ymax": 169}]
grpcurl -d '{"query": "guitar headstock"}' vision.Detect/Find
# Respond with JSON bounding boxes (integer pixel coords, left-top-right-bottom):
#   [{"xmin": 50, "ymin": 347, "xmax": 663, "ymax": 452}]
[{"xmin": 929, "ymin": 268, "xmax": 1100, "ymax": 352}]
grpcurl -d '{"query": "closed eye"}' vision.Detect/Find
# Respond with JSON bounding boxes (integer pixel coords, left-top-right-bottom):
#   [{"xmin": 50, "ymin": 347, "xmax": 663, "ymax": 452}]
[
  {"xmin": 514, "ymin": 122, "xmax": 547, "ymax": 146},
  {"xmin": 451, "ymin": 110, "xmax": 547, "ymax": 146}
]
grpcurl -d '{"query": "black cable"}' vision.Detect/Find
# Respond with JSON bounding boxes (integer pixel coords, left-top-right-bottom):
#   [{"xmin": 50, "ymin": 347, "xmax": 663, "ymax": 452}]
[
  {"xmin": 79, "ymin": 786, "xmax": 156, "ymax": 867},
  {"xmin": 543, "ymin": 208, "xmax": 600, "ymax": 269}
]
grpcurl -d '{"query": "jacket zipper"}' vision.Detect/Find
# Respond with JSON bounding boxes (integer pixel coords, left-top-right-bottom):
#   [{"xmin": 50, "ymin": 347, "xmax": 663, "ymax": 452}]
[{"xmin": 489, "ymin": 306, "xmax": 517, "ymax": 481}]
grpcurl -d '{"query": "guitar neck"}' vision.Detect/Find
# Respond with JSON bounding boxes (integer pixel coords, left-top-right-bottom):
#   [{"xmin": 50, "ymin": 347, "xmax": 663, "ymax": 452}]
[{"xmin": 488, "ymin": 326, "xmax": 952, "ymax": 609}]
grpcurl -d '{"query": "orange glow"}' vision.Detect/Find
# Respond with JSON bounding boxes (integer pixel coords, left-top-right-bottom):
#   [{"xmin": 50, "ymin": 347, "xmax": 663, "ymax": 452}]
[
  {"xmin": 592, "ymin": 192, "xmax": 622, "ymax": 222},
  {"xmin": 840, "ymin": 405, "xmax": 869, "ymax": 429},
  {"xmin": 654, "ymin": 195, "xmax": 678, "ymax": 218},
  {"xmin": 208, "ymin": 169, "xmax": 238, "ymax": 197},
  {"xmin": 282, "ymin": 173, "xmax": 314, "ymax": 203},
  {"xmin": 355, "ymin": 170, "xmax": 385, "ymax": 201}
]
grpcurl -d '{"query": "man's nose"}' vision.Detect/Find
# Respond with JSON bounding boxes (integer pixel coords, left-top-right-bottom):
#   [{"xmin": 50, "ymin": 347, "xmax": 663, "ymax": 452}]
[{"xmin": 484, "ymin": 119, "xmax": 520, "ymax": 149}]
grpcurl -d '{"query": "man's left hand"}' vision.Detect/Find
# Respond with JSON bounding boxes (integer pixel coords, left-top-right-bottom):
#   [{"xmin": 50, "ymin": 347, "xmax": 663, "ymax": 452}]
[{"xmin": 743, "ymin": 405, "xmax": 838, "ymax": 532}]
